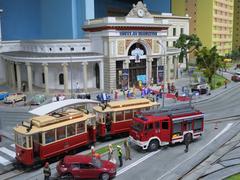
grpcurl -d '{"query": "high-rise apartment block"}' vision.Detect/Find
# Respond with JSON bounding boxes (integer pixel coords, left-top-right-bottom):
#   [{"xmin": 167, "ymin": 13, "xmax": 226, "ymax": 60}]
[
  {"xmin": 233, "ymin": 0, "xmax": 240, "ymax": 50},
  {"xmin": 172, "ymin": 0, "xmax": 234, "ymax": 55}
]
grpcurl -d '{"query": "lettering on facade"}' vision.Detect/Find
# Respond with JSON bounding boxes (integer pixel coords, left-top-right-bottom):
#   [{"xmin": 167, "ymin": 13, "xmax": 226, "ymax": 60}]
[{"xmin": 120, "ymin": 31, "xmax": 158, "ymax": 36}]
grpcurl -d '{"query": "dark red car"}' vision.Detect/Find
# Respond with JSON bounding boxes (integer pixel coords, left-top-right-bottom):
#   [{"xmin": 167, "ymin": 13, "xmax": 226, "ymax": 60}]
[{"xmin": 56, "ymin": 154, "xmax": 117, "ymax": 180}]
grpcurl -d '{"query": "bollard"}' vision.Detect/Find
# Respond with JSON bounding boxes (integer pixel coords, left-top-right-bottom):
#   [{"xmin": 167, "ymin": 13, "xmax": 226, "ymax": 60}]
[{"xmin": 214, "ymin": 122, "xmax": 218, "ymax": 129}]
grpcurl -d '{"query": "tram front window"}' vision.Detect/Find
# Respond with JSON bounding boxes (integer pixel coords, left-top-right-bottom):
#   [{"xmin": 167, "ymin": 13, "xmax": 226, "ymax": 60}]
[{"xmin": 15, "ymin": 133, "xmax": 27, "ymax": 148}]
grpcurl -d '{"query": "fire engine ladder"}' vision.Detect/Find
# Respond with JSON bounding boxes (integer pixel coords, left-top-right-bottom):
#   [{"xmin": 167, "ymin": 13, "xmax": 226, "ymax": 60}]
[
  {"xmin": 141, "ymin": 104, "xmax": 194, "ymax": 116},
  {"xmin": 142, "ymin": 108, "xmax": 198, "ymax": 118}
]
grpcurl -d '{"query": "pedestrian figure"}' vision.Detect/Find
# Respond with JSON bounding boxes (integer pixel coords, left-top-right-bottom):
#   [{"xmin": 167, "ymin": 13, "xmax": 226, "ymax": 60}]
[
  {"xmin": 167, "ymin": 83, "xmax": 170, "ymax": 93},
  {"xmin": 124, "ymin": 139, "xmax": 131, "ymax": 160},
  {"xmin": 76, "ymin": 82, "xmax": 80, "ymax": 93},
  {"xmin": 171, "ymin": 83, "xmax": 175, "ymax": 93},
  {"xmin": 108, "ymin": 144, "xmax": 113, "ymax": 161},
  {"xmin": 224, "ymin": 79, "xmax": 228, "ymax": 88},
  {"xmin": 175, "ymin": 90, "xmax": 179, "ymax": 102},
  {"xmin": 106, "ymin": 113, "xmax": 111, "ymax": 132},
  {"xmin": 56, "ymin": 95, "xmax": 59, "ymax": 101},
  {"xmin": 117, "ymin": 145, "xmax": 123, "ymax": 167},
  {"xmin": 180, "ymin": 69, "xmax": 183, "ymax": 77},
  {"xmin": 91, "ymin": 145, "xmax": 95, "ymax": 157},
  {"xmin": 22, "ymin": 82, "xmax": 26, "ymax": 92},
  {"xmin": 184, "ymin": 133, "xmax": 192, "ymax": 153},
  {"xmin": 43, "ymin": 162, "xmax": 51, "ymax": 180},
  {"xmin": 12, "ymin": 99, "xmax": 15, "ymax": 107},
  {"xmin": 114, "ymin": 90, "xmax": 118, "ymax": 100}
]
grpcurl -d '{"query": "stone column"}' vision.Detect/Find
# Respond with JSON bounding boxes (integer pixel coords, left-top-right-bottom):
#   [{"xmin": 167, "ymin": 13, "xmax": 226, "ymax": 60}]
[
  {"xmin": 173, "ymin": 56, "xmax": 178, "ymax": 80},
  {"xmin": 123, "ymin": 59, "xmax": 130, "ymax": 89},
  {"xmin": 99, "ymin": 61, "xmax": 104, "ymax": 90},
  {"xmin": 16, "ymin": 63, "xmax": 22, "ymax": 92},
  {"xmin": 163, "ymin": 56, "xmax": 167, "ymax": 89},
  {"xmin": 5, "ymin": 60, "xmax": 10, "ymax": 86},
  {"xmin": 10, "ymin": 62, "xmax": 16, "ymax": 89},
  {"xmin": 42, "ymin": 63, "xmax": 49, "ymax": 94},
  {"xmin": 62, "ymin": 63, "xmax": 69, "ymax": 94},
  {"xmin": 147, "ymin": 58, "xmax": 153, "ymax": 86},
  {"xmin": 26, "ymin": 62, "xmax": 33, "ymax": 93},
  {"xmin": 82, "ymin": 62, "xmax": 88, "ymax": 92},
  {"xmin": 167, "ymin": 56, "xmax": 171, "ymax": 83}
]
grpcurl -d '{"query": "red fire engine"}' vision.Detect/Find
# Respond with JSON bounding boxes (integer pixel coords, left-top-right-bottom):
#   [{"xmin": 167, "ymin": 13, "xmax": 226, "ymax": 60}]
[{"xmin": 129, "ymin": 105, "xmax": 204, "ymax": 151}]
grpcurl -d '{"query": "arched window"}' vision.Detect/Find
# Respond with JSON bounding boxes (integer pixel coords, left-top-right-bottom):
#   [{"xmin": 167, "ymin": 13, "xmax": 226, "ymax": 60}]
[{"xmin": 59, "ymin": 73, "xmax": 64, "ymax": 85}]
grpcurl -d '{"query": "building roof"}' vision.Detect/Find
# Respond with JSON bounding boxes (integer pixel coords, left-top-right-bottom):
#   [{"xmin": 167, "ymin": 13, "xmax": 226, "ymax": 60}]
[{"xmin": 1, "ymin": 51, "xmax": 103, "ymax": 58}]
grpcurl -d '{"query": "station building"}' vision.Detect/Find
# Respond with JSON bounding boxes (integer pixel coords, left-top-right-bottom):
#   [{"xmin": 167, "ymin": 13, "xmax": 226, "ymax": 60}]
[{"xmin": 0, "ymin": 1, "xmax": 189, "ymax": 94}]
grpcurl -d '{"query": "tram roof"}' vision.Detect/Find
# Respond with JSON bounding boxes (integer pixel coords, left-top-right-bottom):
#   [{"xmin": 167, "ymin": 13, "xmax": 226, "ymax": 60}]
[
  {"xmin": 29, "ymin": 99, "xmax": 99, "ymax": 116},
  {"xmin": 93, "ymin": 98, "xmax": 159, "ymax": 112}
]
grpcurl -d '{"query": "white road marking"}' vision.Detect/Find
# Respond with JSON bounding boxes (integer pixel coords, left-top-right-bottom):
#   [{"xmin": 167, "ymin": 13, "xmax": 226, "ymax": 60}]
[
  {"xmin": 117, "ymin": 149, "xmax": 161, "ymax": 176},
  {"xmin": 156, "ymin": 123, "xmax": 233, "ymax": 180},
  {"xmin": 10, "ymin": 144, "xmax": 15, "ymax": 148},
  {"xmin": 0, "ymin": 156, "xmax": 11, "ymax": 165},
  {"xmin": 0, "ymin": 147, "xmax": 16, "ymax": 158}
]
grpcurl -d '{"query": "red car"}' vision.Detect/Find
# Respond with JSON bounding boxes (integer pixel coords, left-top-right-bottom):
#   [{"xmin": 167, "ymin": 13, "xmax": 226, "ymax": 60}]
[{"xmin": 57, "ymin": 154, "xmax": 117, "ymax": 180}]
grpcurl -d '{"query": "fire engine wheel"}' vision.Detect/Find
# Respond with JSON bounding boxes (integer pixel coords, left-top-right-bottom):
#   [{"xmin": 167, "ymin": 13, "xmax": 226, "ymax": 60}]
[
  {"xmin": 148, "ymin": 140, "xmax": 159, "ymax": 152},
  {"xmin": 100, "ymin": 172, "xmax": 110, "ymax": 180}
]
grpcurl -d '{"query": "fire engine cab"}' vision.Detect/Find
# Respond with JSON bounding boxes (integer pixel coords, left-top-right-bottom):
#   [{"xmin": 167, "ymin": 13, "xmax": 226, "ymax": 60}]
[{"xmin": 129, "ymin": 105, "xmax": 204, "ymax": 151}]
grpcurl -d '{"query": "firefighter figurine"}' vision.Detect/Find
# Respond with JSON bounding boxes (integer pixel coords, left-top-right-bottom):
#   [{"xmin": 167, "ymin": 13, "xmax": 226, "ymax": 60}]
[
  {"xmin": 117, "ymin": 145, "xmax": 123, "ymax": 167},
  {"xmin": 43, "ymin": 162, "xmax": 51, "ymax": 180}
]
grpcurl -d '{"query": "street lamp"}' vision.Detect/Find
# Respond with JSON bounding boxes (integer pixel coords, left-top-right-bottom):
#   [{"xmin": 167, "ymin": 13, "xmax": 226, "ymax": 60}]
[{"xmin": 157, "ymin": 40, "xmax": 167, "ymax": 107}]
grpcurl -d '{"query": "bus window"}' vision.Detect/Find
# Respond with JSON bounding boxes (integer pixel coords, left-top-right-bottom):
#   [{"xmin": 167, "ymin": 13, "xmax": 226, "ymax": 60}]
[
  {"xmin": 57, "ymin": 127, "xmax": 66, "ymax": 140},
  {"xmin": 194, "ymin": 118, "xmax": 203, "ymax": 132},
  {"xmin": 67, "ymin": 123, "xmax": 76, "ymax": 137},
  {"xmin": 125, "ymin": 110, "xmax": 133, "ymax": 120},
  {"xmin": 45, "ymin": 129, "xmax": 56, "ymax": 144},
  {"xmin": 76, "ymin": 122, "xmax": 85, "ymax": 134},
  {"xmin": 162, "ymin": 121, "xmax": 168, "ymax": 130},
  {"xmin": 173, "ymin": 122, "xmax": 181, "ymax": 135},
  {"xmin": 116, "ymin": 111, "xmax": 124, "ymax": 122}
]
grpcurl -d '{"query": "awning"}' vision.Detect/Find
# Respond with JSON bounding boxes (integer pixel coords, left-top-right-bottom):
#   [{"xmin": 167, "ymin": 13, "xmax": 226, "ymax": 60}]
[{"xmin": 29, "ymin": 99, "xmax": 99, "ymax": 116}]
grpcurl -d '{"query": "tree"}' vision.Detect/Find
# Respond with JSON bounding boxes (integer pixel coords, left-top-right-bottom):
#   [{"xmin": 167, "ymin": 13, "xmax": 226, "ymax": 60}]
[
  {"xmin": 175, "ymin": 34, "xmax": 202, "ymax": 70},
  {"xmin": 196, "ymin": 46, "xmax": 223, "ymax": 89}
]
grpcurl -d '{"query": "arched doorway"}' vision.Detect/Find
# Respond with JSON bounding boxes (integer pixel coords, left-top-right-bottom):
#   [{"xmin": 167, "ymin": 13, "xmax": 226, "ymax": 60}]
[
  {"xmin": 128, "ymin": 42, "xmax": 147, "ymax": 87},
  {"xmin": 95, "ymin": 63, "xmax": 100, "ymax": 88}
]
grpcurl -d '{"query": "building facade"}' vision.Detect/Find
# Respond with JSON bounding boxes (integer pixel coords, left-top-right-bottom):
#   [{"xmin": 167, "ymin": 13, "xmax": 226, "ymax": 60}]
[
  {"xmin": 0, "ymin": 1, "xmax": 188, "ymax": 93},
  {"xmin": 172, "ymin": 0, "xmax": 234, "ymax": 55},
  {"xmin": 233, "ymin": 0, "xmax": 240, "ymax": 50}
]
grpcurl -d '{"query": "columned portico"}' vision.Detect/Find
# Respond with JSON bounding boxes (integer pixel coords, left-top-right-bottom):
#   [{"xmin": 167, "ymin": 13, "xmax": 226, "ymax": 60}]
[
  {"xmin": 82, "ymin": 62, "xmax": 88, "ymax": 92},
  {"xmin": 26, "ymin": 62, "xmax": 33, "ymax": 93},
  {"xmin": 62, "ymin": 63, "xmax": 69, "ymax": 94},
  {"xmin": 42, "ymin": 63, "xmax": 49, "ymax": 94},
  {"xmin": 16, "ymin": 62, "xmax": 21, "ymax": 92}
]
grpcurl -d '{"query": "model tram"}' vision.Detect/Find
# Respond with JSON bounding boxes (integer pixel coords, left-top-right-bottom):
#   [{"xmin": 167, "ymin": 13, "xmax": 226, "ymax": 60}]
[{"xmin": 14, "ymin": 98, "xmax": 159, "ymax": 166}]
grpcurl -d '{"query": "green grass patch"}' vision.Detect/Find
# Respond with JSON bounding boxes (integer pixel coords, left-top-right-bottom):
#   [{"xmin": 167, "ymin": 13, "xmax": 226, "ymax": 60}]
[
  {"xmin": 89, "ymin": 141, "xmax": 124, "ymax": 155},
  {"xmin": 211, "ymin": 74, "xmax": 228, "ymax": 89},
  {"xmin": 226, "ymin": 173, "xmax": 240, "ymax": 180}
]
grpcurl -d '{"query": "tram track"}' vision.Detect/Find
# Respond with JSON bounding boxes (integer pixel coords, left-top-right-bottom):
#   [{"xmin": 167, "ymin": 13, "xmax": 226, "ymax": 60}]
[{"xmin": 1, "ymin": 114, "xmax": 240, "ymax": 180}]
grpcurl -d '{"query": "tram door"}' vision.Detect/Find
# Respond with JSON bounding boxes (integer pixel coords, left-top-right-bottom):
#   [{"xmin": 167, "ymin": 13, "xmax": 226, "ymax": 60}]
[{"xmin": 33, "ymin": 133, "xmax": 40, "ymax": 158}]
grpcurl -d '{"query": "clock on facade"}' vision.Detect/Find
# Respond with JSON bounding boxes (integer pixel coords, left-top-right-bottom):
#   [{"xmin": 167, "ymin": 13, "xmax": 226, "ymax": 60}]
[{"xmin": 137, "ymin": 9, "xmax": 145, "ymax": 17}]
